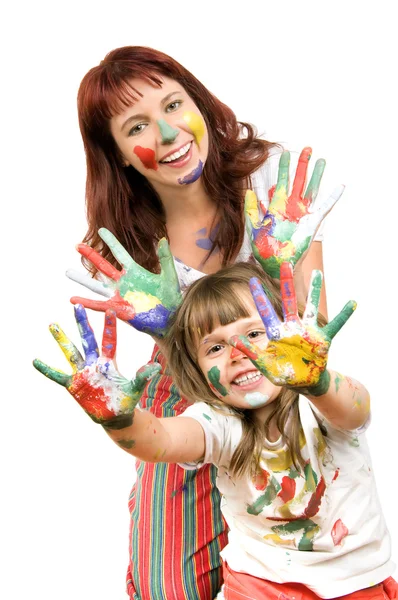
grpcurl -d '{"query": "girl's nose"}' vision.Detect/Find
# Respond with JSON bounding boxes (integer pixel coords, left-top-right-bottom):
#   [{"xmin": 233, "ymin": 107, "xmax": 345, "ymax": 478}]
[
  {"xmin": 157, "ymin": 119, "xmax": 179, "ymax": 143},
  {"xmin": 230, "ymin": 346, "xmax": 244, "ymax": 360}
]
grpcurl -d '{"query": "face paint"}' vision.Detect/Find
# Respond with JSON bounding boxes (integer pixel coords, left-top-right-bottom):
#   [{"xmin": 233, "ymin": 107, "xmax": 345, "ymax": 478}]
[
  {"xmin": 156, "ymin": 119, "xmax": 179, "ymax": 143},
  {"xmin": 178, "ymin": 160, "xmax": 203, "ymax": 185},
  {"xmin": 244, "ymin": 392, "xmax": 270, "ymax": 407},
  {"xmin": 182, "ymin": 111, "xmax": 205, "ymax": 144},
  {"xmin": 133, "ymin": 146, "xmax": 158, "ymax": 170},
  {"xmin": 207, "ymin": 366, "xmax": 229, "ymax": 396},
  {"xmin": 195, "ymin": 224, "xmax": 220, "ymax": 251}
]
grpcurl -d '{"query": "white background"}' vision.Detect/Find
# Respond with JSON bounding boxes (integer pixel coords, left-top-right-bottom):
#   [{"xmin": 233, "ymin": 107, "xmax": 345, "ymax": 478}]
[{"xmin": 2, "ymin": 1, "xmax": 397, "ymax": 598}]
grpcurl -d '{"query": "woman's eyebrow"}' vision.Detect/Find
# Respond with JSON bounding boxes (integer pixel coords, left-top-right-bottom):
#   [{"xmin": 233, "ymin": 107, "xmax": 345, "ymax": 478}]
[{"xmin": 120, "ymin": 91, "xmax": 183, "ymax": 131}]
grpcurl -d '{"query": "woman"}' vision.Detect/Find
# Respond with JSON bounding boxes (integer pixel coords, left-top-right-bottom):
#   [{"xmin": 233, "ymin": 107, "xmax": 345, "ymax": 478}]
[{"xmin": 69, "ymin": 45, "xmax": 338, "ymax": 599}]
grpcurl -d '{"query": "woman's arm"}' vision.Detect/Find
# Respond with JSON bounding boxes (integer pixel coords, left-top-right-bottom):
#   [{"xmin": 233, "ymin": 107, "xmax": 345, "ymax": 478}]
[{"xmin": 103, "ymin": 412, "xmax": 205, "ymax": 463}]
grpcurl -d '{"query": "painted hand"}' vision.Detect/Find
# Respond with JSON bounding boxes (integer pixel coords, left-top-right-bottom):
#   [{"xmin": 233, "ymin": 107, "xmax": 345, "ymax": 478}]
[
  {"xmin": 230, "ymin": 263, "xmax": 356, "ymax": 395},
  {"xmin": 66, "ymin": 229, "xmax": 182, "ymax": 338},
  {"xmin": 245, "ymin": 147, "xmax": 344, "ymax": 278},
  {"xmin": 33, "ymin": 305, "xmax": 161, "ymax": 426}
]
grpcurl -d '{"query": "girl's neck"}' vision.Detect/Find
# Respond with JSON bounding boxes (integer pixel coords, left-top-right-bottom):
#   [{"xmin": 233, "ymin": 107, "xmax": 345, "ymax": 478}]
[{"xmin": 254, "ymin": 404, "xmax": 281, "ymax": 443}]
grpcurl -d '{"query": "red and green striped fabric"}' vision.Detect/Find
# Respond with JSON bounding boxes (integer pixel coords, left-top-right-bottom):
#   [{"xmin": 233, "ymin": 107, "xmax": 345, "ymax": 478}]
[{"xmin": 126, "ymin": 346, "xmax": 228, "ymax": 599}]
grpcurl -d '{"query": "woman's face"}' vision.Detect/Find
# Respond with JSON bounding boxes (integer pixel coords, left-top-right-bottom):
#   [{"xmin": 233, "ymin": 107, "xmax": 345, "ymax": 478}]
[
  {"xmin": 196, "ymin": 294, "xmax": 281, "ymax": 410},
  {"xmin": 110, "ymin": 76, "xmax": 209, "ymax": 192}
]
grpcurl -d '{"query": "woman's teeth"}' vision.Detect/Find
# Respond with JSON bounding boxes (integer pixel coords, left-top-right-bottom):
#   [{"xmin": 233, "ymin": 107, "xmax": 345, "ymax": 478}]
[
  {"xmin": 233, "ymin": 371, "xmax": 262, "ymax": 386},
  {"xmin": 160, "ymin": 142, "xmax": 191, "ymax": 163}
]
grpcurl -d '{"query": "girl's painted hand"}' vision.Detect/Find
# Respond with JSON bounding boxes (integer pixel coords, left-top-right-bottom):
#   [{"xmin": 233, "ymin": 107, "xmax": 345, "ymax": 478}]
[
  {"xmin": 245, "ymin": 147, "xmax": 344, "ymax": 278},
  {"xmin": 230, "ymin": 263, "xmax": 356, "ymax": 395},
  {"xmin": 33, "ymin": 306, "xmax": 161, "ymax": 426},
  {"xmin": 66, "ymin": 229, "xmax": 182, "ymax": 338}
]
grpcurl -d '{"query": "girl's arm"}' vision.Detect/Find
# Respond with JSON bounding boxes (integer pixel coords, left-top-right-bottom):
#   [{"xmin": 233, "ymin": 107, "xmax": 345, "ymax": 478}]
[
  {"xmin": 294, "ymin": 241, "xmax": 328, "ymax": 319},
  {"xmin": 33, "ymin": 305, "xmax": 205, "ymax": 464},
  {"xmin": 303, "ymin": 369, "xmax": 370, "ymax": 431},
  {"xmin": 103, "ymin": 412, "xmax": 205, "ymax": 463}
]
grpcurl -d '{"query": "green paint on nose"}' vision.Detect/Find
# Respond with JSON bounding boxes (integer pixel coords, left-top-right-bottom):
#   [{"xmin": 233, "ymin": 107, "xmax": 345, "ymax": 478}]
[{"xmin": 157, "ymin": 119, "xmax": 179, "ymax": 143}]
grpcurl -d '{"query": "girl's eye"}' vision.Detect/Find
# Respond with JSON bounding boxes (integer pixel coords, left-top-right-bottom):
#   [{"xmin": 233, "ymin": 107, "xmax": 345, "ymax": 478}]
[
  {"xmin": 248, "ymin": 330, "xmax": 265, "ymax": 340},
  {"xmin": 166, "ymin": 100, "xmax": 182, "ymax": 113},
  {"xmin": 207, "ymin": 344, "xmax": 224, "ymax": 355},
  {"xmin": 128, "ymin": 123, "xmax": 147, "ymax": 136}
]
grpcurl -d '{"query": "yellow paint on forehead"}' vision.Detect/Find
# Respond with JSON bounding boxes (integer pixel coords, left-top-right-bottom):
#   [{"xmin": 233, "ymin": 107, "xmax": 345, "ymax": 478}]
[
  {"xmin": 124, "ymin": 291, "xmax": 160, "ymax": 312},
  {"xmin": 183, "ymin": 111, "xmax": 205, "ymax": 144}
]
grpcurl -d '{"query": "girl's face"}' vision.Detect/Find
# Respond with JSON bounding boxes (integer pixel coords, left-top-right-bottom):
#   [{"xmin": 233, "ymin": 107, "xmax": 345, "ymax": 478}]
[
  {"xmin": 197, "ymin": 295, "xmax": 281, "ymax": 410},
  {"xmin": 110, "ymin": 76, "xmax": 209, "ymax": 193}
]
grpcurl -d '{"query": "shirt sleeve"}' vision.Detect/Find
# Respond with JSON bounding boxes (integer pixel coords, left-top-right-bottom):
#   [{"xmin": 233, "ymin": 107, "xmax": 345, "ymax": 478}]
[{"xmin": 177, "ymin": 402, "xmax": 241, "ymax": 471}]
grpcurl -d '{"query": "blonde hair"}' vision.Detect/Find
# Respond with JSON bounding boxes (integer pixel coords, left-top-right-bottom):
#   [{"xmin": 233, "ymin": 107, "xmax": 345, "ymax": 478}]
[{"xmin": 165, "ymin": 262, "xmax": 313, "ymax": 478}]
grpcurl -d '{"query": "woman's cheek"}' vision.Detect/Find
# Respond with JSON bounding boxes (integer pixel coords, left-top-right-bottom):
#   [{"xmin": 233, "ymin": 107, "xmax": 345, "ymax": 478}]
[{"xmin": 133, "ymin": 146, "xmax": 158, "ymax": 171}]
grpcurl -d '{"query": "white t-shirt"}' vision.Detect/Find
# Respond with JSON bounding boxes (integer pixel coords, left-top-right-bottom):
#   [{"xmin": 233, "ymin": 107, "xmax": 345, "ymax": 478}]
[
  {"xmin": 179, "ymin": 397, "xmax": 394, "ymax": 599},
  {"xmin": 173, "ymin": 149, "xmax": 328, "ymax": 292}
]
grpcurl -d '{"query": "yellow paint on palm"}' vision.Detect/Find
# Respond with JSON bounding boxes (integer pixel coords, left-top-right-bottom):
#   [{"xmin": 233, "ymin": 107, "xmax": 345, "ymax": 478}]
[
  {"xmin": 268, "ymin": 186, "xmax": 288, "ymax": 217},
  {"xmin": 183, "ymin": 111, "xmax": 205, "ymax": 144},
  {"xmin": 277, "ymin": 240, "xmax": 295, "ymax": 261},
  {"xmin": 265, "ymin": 333, "xmax": 327, "ymax": 386},
  {"xmin": 124, "ymin": 291, "xmax": 161, "ymax": 312}
]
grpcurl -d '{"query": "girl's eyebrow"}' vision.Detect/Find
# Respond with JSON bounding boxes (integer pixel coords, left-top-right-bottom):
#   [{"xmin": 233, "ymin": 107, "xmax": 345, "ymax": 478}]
[
  {"xmin": 199, "ymin": 318, "xmax": 264, "ymax": 345},
  {"xmin": 121, "ymin": 91, "xmax": 183, "ymax": 131}
]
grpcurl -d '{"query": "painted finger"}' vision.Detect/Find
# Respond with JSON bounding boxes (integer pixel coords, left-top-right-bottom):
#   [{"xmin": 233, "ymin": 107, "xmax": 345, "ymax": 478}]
[
  {"xmin": 101, "ymin": 310, "xmax": 117, "ymax": 360},
  {"xmin": 244, "ymin": 190, "xmax": 261, "ymax": 227},
  {"xmin": 229, "ymin": 335, "xmax": 269, "ymax": 376},
  {"xmin": 312, "ymin": 183, "xmax": 345, "ymax": 222},
  {"xmin": 304, "ymin": 158, "xmax": 326, "ymax": 209},
  {"xmin": 271, "ymin": 151, "xmax": 290, "ymax": 203},
  {"xmin": 77, "ymin": 243, "xmax": 122, "ymax": 282},
  {"xmin": 280, "ymin": 262, "xmax": 299, "ymax": 323},
  {"xmin": 33, "ymin": 359, "xmax": 71, "ymax": 387},
  {"xmin": 323, "ymin": 300, "xmax": 357, "ymax": 339},
  {"xmin": 131, "ymin": 362, "xmax": 162, "ymax": 395},
  {"xmin": 249, "ymin": 277, "xmax": 281, "ymax": 339},
  {"xmin": 157, "ymin": 238, "xmax": 182, "ymax": 300},
  {"xmin": 302, "ymin": 270, "xmax": 323, "ymax": 325},
  {"xmin": 49, "ymin": 323, "xmax": 85, "ymax": 371},
  {"xmin": 74, "ymin": 304, "xmax": 99, "ymax": 365},
  {"xmin": 99, "ymin": 228, "xmax": 136, "ymax": 273},
  {"xmin": 70, "ymin": 294, "xmax": 136, "ymax": 322},
  {"xmin": 65, "ymin": 269, "xmax": 112, "ymax": 298},
  {"xmin": 290, "ymin": 147, "xmax": 312, "ymax": 204}
]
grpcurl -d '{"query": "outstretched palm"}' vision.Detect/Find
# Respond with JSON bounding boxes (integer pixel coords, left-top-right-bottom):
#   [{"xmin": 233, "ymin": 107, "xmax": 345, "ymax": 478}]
[
  {"xmin": 67, "ymin": 229, "xmax": 182, "ymax": 338},
  {"xmin": 246, "ymin": 147, "xmax": 344, "ymax": 278},
  {"xmin": 230, "ymin": 263, "xmax": 356, "ymax": 394},
  {"xmin": 33, "ymin": 305, "xmax": 161, "ymax": 424}
]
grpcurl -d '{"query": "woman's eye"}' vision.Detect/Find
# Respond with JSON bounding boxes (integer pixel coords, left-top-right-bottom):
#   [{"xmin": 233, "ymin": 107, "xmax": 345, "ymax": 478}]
[
  {"xmin": 166, "ymin": 100, "xmax": 182, "ymax": 113},
  {"xmin": 128, "ymin": 123, "xmax": 147, "ymax": 136}
]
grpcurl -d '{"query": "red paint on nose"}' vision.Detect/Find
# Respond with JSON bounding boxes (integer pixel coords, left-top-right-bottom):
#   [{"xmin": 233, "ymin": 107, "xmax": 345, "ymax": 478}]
[{"xmin": 230, "ymin": 346, "xmax": 242, "ymax": 360}]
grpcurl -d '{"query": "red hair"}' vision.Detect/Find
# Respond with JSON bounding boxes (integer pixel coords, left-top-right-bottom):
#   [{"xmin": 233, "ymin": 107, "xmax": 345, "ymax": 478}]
[{"xmin": 77, "ymin": 46, "xmax": 276, "ymax": 273}]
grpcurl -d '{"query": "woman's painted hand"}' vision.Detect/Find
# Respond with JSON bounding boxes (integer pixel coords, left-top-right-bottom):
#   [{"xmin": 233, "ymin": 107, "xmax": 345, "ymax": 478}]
[
  {"xmin": 245, "ymin": 147, "xmax": 344, "ymax": 278},
  {"xmin": 230, "ymin": 263, "xmax": 356, "ymax": 395},
  {"xmin": 33, "ymin": 305, "xmax": 161, "ymax": 426},
  {"xmin": 66, "ymin": 229, "xmax": 182, "ymax": 338}
]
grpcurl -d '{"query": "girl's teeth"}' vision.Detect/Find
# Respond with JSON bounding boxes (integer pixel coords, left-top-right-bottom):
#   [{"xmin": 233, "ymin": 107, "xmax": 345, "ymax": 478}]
[
  {"xmin": 233, "ymin": 371, "xmax": 261, "ymax": 385},
  {"xmin": 161, "ymin": 142, "xmax": 191, "ymax": 163}
]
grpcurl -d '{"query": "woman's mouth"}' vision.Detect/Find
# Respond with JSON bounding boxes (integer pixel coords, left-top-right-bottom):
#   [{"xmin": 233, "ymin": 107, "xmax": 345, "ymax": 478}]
[{"xmin": 159, "ymin": 141, "xmax": 193, "ymax": 168}]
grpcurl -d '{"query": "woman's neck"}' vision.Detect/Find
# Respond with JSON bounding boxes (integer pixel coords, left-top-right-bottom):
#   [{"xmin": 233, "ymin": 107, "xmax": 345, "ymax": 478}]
[{"xmin": 152, "ymin": 179, "xmax": 216, "ymax": 225}]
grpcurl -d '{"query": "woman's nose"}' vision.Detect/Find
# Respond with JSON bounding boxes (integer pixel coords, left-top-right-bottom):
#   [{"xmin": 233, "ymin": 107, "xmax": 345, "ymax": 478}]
[{"xmin": 156, "ymin": 119, "xmax": 179, "ymax": 144}]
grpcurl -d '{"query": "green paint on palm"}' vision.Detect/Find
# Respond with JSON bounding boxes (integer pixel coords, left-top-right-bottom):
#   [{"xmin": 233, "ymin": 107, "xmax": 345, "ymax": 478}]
[
  {"xmin": 272, "ymin": 220, "xmax": 296, "ymax": 242},
  {"xmin": 208, "ymin": 366, "xmax": 228, "ymax": 396}
]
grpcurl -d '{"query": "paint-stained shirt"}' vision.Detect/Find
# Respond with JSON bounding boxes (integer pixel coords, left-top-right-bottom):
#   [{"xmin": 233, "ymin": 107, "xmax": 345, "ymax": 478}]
[
  {"xmin": 173, "ymin": 149, "xmax": 327, "ymax": 292},
  {"xmin": 179, "ymin": 396, "xmax": 394, "ymax": 599}
]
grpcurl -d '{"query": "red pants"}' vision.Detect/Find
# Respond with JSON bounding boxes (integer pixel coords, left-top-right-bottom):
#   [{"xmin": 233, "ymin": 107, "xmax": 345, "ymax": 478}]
[{"xmin": 223, "ymin": 562, "xmax": 398, "ymax": 599}]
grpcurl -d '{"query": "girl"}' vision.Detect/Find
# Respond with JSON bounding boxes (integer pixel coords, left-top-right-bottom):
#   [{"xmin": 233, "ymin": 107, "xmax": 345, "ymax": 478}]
[
  {"xmin": 56, "ymin": 44, "xmax": 342, "ymax": 598},
  {"xmin": 34, "ymin": 260, "xmax": 396, "ymax": 598}
]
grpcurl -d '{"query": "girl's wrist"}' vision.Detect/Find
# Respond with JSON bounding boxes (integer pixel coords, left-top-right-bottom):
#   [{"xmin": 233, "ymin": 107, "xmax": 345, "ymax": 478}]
[{"xmin": 291, "ymin": 369, "xmax": 331, "ymax": 398}]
